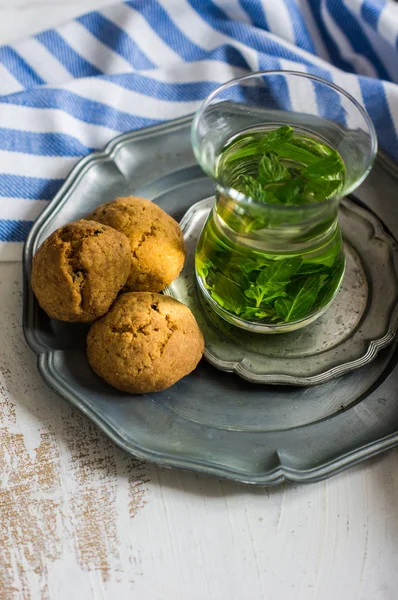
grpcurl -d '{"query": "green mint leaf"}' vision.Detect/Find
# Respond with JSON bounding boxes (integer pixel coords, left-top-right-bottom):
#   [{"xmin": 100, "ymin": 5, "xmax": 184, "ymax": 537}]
[
  {"xmin": 243, "ymin": 257, "xmax": 302, "ymax": 308},
  {"xmin": 256, "ymin": 257, "xmax": 302, "ymax": 287},
  {"xmin": 196, "ymin": 255, "xmax": 212, "ymax": 279},
  {"xmin": 244, "ymin": 218, "xmax": 269, "ymax": 233},
  {"xmin": 221, "ymin": 136, "xmax": 263, "ymax": 163},
  {"xmin": 277, "ymin": 178, "xmax": 304, "ymax": 204},
  {"xmin": 303, "ymin": 178, "xmax": 341, "ymax": 201},
  {"xmin": 255, "ymin": 309, "xmax": 276, "ymax": 319},
  {"xmin": 239, "ymin": 174, "xmax": 282, "ymax": 205},
  {"xmin": 241, "ymin": 306, "xmax": 276, "ymax": 320},
  {"xmin": 276, "ymin": 142, "xmax": 319, "ymax": 165},
  {"xmin": 221, "ymin": 261, "xmax": 250, "ymax": 288},
  {"xmin": 316, "ymin": 262, "xmax": 344, "ymax": 308},
  {"xmin": 297, "ymin": 262, "xmax": 326, "ymax": 275},
  {"xmin": 258, "ymin": 151, "xmax": 290, "ymax": 184},
  {"xmin": 287, "ymin": 136, "xmax": 336, "ymax": 160},
  {"xmin": 241, "ymin": 260, "xmax": 262, "ymax": 274},
  {"xmin": 275, "ymin": 275, "xmax": 321, "ymax": 322},
  {"xmin": 302, "ymin": 153, "xmax": 344, "ymax": 179},
  {"xmin": 209, "ymin": 250, "xmax": 229, "ymax": 271},
  {"xmin": 261, "ymin": 125, "xmax": 294, "ymax": 150},
  {"xmin": 211, "ymin": 273, "xmax": 246, "ymax": 314},
  {"xmin": 262, "ymin": 289, "xmax": 288, "ymax": 303},
  {"xmin": 244, "ymin": 284, "xmax": 287, "ymax": 307},
  {"xmin": 239, "ymin": 174, "xmax": 257, "ymax": 192},
  {"xmin": 298, "ymin": 237, "xmax": 340, "ymax": 269},
  {"xmin": 244, "ymin": 285, "xmax": 266, "ymax": 307}
]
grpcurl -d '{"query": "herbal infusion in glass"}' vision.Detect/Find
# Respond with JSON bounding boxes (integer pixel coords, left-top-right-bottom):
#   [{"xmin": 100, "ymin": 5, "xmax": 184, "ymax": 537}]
[{"xmin": 195, "ymin": 125, "xmax": 346, "ymax": 329}]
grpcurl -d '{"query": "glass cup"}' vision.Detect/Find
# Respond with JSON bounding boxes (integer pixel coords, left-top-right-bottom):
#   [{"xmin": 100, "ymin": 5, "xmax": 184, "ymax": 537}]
[{"xmin": 191, "ymin": 71, "xmax": 377, "ymax": 333}]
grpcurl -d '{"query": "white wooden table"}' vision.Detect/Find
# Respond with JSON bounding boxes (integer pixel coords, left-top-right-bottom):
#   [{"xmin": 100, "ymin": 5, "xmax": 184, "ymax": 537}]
[{"xmin": 1, "ymin": 2, "xmax": 397, "ymax": 599}]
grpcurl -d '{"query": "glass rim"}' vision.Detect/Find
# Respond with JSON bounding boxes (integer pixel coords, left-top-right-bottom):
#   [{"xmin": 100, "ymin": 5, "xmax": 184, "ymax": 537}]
[{"xmin": 191, "ymin": 69, "xmax": 378, "ymax": 212}]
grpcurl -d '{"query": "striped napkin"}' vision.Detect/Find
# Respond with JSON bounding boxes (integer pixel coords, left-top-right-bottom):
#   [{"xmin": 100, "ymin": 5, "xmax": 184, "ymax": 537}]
[{"xmin": 0, "ymin": 0, "xmax": 397, "ymax": 260}]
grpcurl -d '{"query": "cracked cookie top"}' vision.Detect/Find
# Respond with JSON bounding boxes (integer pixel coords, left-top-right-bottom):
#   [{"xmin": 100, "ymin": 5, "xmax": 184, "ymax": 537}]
[
  {"xmin": 31, "ymin": 220, "xmax": 131, "ymax": 322},
  {"xmin": 87, "ymin": 292, "xmax": 204, "ymax": 394},
  {"xmin": 86, "ymin": 197, "xmax": 185, "ymax": 292}
]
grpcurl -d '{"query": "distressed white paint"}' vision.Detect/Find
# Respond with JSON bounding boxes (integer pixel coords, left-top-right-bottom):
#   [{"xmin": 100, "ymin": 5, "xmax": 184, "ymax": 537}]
[{"xmin": 0, "ymin": 2, "xmax": 398, "ymax": 599}]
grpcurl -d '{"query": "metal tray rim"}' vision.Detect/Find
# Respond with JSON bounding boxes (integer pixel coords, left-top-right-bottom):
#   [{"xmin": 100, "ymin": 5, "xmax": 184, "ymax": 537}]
[
  {"xmin": 33, "ymin": 351, "xmax": 398, "ymax": 486},
  {"xmin": 22, "ymin": 114, "xmax": 398, "ymax": 486}
]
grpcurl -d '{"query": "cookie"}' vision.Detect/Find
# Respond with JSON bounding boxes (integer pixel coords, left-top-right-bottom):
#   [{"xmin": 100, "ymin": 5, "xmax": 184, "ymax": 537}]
[
  {"xmin": 86, "ymin": 196, "xmax": 185, "ymax": 292},
  {"xmin": 87, "ymin": 292, "xmax": 204, "ymax": 394},
  {"xmin": 31, "ymin": 220, "xmax": 131, "ymax": 322}
]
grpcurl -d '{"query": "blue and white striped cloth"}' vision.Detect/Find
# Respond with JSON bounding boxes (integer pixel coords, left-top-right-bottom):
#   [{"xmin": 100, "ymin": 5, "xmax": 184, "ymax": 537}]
[{"xmin": 0, "ymin": 0, "xmax": 397, "ymax": 260}]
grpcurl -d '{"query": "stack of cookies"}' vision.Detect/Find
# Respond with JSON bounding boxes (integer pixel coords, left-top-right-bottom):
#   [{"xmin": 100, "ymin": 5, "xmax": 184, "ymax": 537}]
[{"xmin": 32, "ymin": 197, "xmax": 204, "ymax": 394}]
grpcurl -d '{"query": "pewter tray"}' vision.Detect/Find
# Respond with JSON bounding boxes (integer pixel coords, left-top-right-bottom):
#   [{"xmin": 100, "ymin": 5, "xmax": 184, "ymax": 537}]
[
  {"xmin": 23, "ymin": 115, "xmax": 398, "ymax": 485},
  {"xmin": 165, "ymin": 196, "xmax": 398, "ymax": 386}
]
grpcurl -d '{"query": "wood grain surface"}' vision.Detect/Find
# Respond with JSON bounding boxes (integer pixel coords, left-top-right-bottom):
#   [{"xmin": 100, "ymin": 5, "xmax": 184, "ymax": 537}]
[{"xmin": 1, "ymin": 2, "xmax": 398, "ymax": 599}]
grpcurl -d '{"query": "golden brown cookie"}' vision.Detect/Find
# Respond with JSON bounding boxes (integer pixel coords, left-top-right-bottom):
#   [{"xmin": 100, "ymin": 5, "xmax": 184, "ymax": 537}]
[
  {"xmin": 31, "ymin": 220, "xmax": 131, "ymax": 322},
  {"xmin": 87, "ymin": 292, "xmax": 204, "ymax": 394},
  {"xmin": 86, "ymin": 196, "xmax": 185, "ymax": 292}
]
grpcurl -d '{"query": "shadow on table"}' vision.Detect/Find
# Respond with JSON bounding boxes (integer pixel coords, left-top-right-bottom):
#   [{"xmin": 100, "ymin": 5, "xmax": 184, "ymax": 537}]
[{"xmin": 149, "ymin": 447, "xmax": 398, "ymax": 501}]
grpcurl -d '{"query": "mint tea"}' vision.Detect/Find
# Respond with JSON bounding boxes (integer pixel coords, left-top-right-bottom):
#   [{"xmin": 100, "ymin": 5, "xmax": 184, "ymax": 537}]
[{"xmin": 195, "ymin": 125, "xmax": 346, "ymax": 330}]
